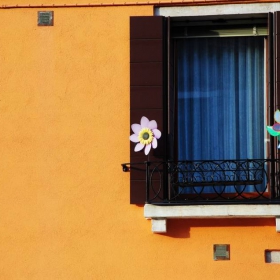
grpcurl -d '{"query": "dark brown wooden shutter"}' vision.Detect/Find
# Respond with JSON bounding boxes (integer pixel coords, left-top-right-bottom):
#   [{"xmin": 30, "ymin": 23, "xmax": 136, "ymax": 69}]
[
  {"xmin": 273, "ymin": 11, "xmax": 280, "ymax": 164},
  {"xmin": 268, "ymin": 12, "xmax": 275, "ymax": 158},
  {"xmin": 130, "ymin": 16, "xmax": 167, "ymax": 204},
  {"xmin": 275, "ymin": 12, "xmax": 280, "ymax": 111}
]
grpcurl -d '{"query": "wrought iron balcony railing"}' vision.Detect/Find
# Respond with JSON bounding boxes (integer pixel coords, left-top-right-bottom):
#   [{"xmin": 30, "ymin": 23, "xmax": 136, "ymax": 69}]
[{"xmin": 122, "ymin": 159, "xmax": 280, "ymax": 205}]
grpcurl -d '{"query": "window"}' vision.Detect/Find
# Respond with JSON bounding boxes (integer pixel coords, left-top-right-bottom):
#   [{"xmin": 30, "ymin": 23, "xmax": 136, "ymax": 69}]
[
  {"xmin": 173, "ymin": 18, "xmax": 267, "ymax": 195},
  {"xmin": 129, "ymin": 13, "xmax": 280, "ymax": 204}
]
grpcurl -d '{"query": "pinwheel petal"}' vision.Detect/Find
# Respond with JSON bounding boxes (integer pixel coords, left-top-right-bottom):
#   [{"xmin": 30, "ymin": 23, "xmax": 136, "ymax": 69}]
[
  {"xmin": 140, "ymin": 116, "xmax": 149, "ymax": 128},
  {"xmin": 144, "ymin": 143, "xmax": 152, "ymax": 155},
  {"xmin": 153, "ymin": 129, "xmax": 161, "ymax": 139},
  {"xmin": 275, "ymin": 110, "xmax": 280, "ymax": 123},
  {"xmin": 129, "ymin": 134, "xmax": 139, "ymax": 143},
  {"xmin": 131, "ymin": 124, "xmax": 141, "ymax": 134},
  {"xmin": 152, "ymin": 138, "xmax": 157, "ymax": 149},
  {"xmin": 267, "ymin": 126, "xmax": 280, "ymax": 137},
  {"xmin": 148, "ymin": 120, "xmax": 157, "ymax": 130},
  {"xmin": 135, "ymin": 143, "xmax": 144, "ymax": 152}
]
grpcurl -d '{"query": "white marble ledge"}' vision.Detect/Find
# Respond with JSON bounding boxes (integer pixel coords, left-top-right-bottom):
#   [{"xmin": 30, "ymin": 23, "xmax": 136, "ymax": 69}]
[{"xmin": 144, "ymin": 204, "xmax": 280, "ymax": 233}]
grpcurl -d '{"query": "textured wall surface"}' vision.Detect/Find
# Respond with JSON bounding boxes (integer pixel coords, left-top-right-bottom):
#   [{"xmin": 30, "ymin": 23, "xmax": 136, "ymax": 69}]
[{"xmin": 1, "ymin": 3, "xmax": 280, "ymax": 280}]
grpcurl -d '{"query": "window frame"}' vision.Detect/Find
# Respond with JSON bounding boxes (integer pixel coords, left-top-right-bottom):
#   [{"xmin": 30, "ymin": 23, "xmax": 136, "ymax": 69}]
[{"xmin": 171, "ymin": 17, "xmax": 268, "ymax": 199}]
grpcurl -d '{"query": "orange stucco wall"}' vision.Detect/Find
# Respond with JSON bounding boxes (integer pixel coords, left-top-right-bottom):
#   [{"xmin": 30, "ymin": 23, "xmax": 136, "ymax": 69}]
[{"xmin": 1, "ymin": 2, "xmax": 280, "ymax": 279}]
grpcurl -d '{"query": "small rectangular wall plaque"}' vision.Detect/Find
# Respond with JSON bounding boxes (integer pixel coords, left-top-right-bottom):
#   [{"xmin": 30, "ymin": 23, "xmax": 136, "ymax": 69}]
[
  {"xmin": 265, "ymin": 250, "xmax": 280, "ymax": 263},
  {"xmin": 214, "ymin": 244, "xmax": 230, "ymax": 261},
  {"xmin": 38, "ymin": 11, "xmax": 54, "ymax": 26}
]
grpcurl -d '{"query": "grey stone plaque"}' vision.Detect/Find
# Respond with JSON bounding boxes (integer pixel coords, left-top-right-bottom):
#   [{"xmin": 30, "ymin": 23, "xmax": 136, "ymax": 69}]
[
  {"xmin": 38, "ymin": 11, "xmax": 54, "ymax": 26},
  {"xmin": 214, "ymin": 244, "xmax": 230, "ymax": 261}
]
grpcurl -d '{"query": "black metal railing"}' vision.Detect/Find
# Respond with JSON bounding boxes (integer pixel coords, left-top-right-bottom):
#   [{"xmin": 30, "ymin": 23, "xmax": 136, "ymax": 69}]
[{"xmin": 122, "ymin": 159, "xmax": 280, "ymax": 205}]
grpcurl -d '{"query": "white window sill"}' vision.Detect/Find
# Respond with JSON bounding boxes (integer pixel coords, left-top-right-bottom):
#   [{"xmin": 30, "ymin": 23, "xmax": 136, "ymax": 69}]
[{"xmin": 144, "ymin": 204, "xmax": 280, "ymax": 233}]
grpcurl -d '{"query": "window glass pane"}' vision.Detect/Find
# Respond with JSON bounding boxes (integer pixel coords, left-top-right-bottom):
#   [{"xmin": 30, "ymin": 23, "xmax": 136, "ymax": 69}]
[{"xmin": 177, "ymin": 37, "xmax": 265, "ymax": 161}]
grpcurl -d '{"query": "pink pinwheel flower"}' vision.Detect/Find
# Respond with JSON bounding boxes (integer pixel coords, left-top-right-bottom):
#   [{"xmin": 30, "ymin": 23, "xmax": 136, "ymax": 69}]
[{"xmin": 129, "ymin": 116, "xmax": 161, "ymax": 155}]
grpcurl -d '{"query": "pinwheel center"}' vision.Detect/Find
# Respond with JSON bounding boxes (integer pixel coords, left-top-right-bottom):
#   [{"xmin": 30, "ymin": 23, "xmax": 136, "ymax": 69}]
[
  {"xmin": 138, "ymin": 128, "xmax": 153, "ymax": 145},
  {"xmin": 142, "ymin": 132, "xmax": 149, "ymax": 140}
]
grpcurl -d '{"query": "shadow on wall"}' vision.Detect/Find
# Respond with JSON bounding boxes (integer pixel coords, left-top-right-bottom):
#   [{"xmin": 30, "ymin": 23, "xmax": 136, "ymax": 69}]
[{"xmin": 157, "ymin": 218, "xmax": 275, "ymax": 239}]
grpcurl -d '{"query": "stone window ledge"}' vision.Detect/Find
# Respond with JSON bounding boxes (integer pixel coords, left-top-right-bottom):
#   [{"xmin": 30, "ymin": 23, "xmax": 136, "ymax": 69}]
[{"xmin": 144, "ymin": 204, "xmax": 280, "ymax": 233}]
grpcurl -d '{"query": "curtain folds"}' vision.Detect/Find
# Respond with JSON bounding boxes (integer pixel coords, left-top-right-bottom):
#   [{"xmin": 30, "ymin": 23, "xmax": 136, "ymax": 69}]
[{"xmin": 177, "ymin": 37, "xmax": 265, "ymax": 161}]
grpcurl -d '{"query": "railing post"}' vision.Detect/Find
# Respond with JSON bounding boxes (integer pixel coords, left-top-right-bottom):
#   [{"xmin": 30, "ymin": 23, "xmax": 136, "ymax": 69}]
[
  {"xmin": 270, "ymin": 159, "xmax": 276, "ymax": 199},
  {"xmin": 145, "ymin": 161, "xmax": 150, "ymax": 203},
  {"xmin": 246, "ymin": 159, "xmax": 249, "ymax": 181},
  {"xmin": 163, "ymin": 160, "xmax": 168, "ymax": 201},
  {"xmin": 271, "ymin": 161, "xmax": 276, "ymax": 199},
  {"xmin": 272, "ymin": 158, "xmax": 279, "ymax": 198}
]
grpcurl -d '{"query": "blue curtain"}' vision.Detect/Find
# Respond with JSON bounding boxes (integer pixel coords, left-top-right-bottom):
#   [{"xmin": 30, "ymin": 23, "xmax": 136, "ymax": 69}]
[{"xmin": 177, "ymin": 37, "xmax": 265, "ymax": 161}]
